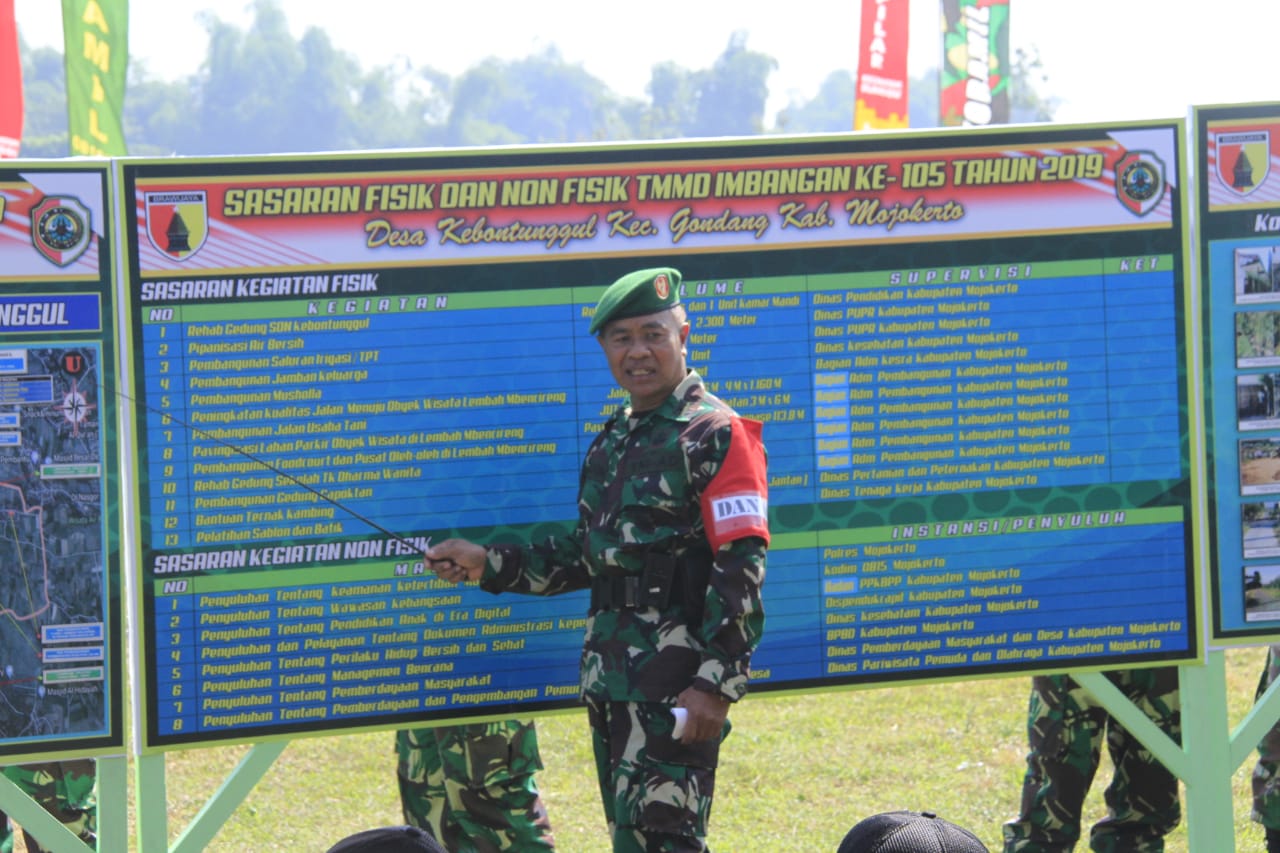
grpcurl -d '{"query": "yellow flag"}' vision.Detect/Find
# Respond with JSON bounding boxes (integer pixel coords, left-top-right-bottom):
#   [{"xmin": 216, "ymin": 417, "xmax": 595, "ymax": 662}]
[{"xmin": 62, "ymin": 0, "xmax": 129, "ymax": 155}]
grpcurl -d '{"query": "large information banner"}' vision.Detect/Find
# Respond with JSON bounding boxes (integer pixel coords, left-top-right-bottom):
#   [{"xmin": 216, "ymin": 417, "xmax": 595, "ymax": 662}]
[
  {"xmin": 0, "ymin": 162, "xmax": 124, "ymax": 762},
  {"xmin": 119, "ymin": 123, "xmax": 1198, "ymax": 752},
  {"xmin": 1198, "ymin": 101, "xmax": 1280, "ymax": 641}
]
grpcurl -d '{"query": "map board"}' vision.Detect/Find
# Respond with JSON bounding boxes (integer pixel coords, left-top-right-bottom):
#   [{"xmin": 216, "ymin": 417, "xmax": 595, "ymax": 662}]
[
  {"xmin": 117, "ymin": 122, "xmax": 1199, "ymax": 752},
  {"xmin": 0, "ymin": 163, "xmax": 124, "ymax": 763}
]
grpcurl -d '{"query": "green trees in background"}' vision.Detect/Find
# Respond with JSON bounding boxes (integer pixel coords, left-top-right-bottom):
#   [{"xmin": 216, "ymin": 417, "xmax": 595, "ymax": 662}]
[{"xmin": 17, "ymin": 0, "xmax": 1056, "ymax": 157}]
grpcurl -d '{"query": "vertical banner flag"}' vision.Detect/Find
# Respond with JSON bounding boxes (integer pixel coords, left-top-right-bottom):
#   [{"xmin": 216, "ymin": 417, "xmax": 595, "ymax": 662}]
[
  {"xmin": 0, "ymin": 0, "xmax": 20, "ymax": 157},
  {"xmin": 940, "ymin": 0, "xmax": 1011, "ymax": 127},
  {"xmin": 854, "ymin": 0, "xmax": 910, "ymax": 129},
  {"xmin": 62, "ymin": 0, "xmax": 128, "ymax": 155}
]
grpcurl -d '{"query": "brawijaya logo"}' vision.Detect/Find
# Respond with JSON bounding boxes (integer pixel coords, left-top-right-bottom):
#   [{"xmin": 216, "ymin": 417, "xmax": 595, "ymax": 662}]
[
  {"xmin": 1216, "ymin": 130, "xmax": 1271, "ymax": 198},
  {"xmin": 145, "ymin": 190, "xmax": 209, "ymax": 260}
]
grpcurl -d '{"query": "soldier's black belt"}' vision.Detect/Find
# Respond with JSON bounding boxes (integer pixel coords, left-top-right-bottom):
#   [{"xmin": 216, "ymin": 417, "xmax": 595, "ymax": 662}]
[
  {"xmin": 590, "ymin": 552, "xmax": 680, "ymax": 612},
  {"xmin": 591, "ymin": 574, "xmax": 645, "ymax": 610},
  {"xmin": 590, "ymin": 551, "xmax": 714, "ymax": 617}
]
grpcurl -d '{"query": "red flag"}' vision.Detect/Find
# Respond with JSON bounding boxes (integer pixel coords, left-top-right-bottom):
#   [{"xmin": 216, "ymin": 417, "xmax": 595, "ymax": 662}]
[
  {"xmin": 0, "ymin": 0, "xmax": 20, "ymax": 158},
  {"xmin": 854, "ymin": 0, "xmax": 910, "ymax": 130}
]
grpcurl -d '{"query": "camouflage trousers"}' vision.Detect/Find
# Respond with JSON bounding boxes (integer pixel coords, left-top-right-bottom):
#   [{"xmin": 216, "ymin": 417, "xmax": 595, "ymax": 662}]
[
  {"xmin": 1252, "ymin": 645, "xmax": 1280, "ymax": 829},
  {"xmin": 585, "ymin": 697, "xmax": 727, "ymax": 853},
  {"xmin": 395, "ymin": 721, "xmax": 555, "ymax": 852},
  {"xmin": 0, "ymin": 761, "xmax": 97, "ymax": 852},
  {"xmin": 1002, "ymin": 668, "xmax": 1181, "ymax": 853}
]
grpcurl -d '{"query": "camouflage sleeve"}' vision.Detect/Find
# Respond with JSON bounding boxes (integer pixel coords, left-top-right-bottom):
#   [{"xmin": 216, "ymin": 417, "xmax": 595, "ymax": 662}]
[
  {"xmin": 691, "ymin": 534, "xmax": 767, "ymax": 702},
  {"xmin": 479, "ymin": 532, "xmax": 592, "ymax": 597}
]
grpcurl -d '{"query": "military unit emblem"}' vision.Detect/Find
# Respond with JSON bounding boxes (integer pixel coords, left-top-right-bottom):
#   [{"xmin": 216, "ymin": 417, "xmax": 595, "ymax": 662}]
[
  {"xmin": 144, "ymin": 190, "xmax": 209, "ymax": 259},
  {"xmin": 653, "ymin": 272, "xmax": 670, "ymax": 300},
  {"xmin": 1216, "ymin": 130, "xmax": 1271, "ymax": 197}
]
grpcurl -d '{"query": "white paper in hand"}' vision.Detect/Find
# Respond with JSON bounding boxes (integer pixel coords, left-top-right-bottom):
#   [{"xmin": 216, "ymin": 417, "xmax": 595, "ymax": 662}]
[{"xmin": 671, "ymin": 707, "xmax": 688, "ymax": 739}]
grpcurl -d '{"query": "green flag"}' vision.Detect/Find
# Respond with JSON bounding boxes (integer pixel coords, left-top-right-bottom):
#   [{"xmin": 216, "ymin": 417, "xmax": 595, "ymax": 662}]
[
  {"xmin": 62, "ymin": 0, "xmax": 128, "ymax": 155},
  {"xmin": 939, "ymin": 0, "xmax": 1010, "ymax": 127}
]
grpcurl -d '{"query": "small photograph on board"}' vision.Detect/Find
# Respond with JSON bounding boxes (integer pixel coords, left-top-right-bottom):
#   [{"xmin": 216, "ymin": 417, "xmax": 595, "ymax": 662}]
[
  {"xmin": 1243, "ymin": 501, "xmax": 1280, "ymax": 558},
  {"xmin": 1238, "ymin": 373, "xmax": 1280, "ymax": 430},
  {"xmin": 1245, "ymin": 564, "xmax": 1280, "ymax": 621},
  {"xmin": 1236, "ymin": 311, "xmax": 1280, "ymax": 367},
  {"xmin": 1235, "ymin": 246, "xmax": 1280, "ymax": 303},
  {"xmin": 1240, "ymin": 438, "xmax": 1280, "ymax": 495}
]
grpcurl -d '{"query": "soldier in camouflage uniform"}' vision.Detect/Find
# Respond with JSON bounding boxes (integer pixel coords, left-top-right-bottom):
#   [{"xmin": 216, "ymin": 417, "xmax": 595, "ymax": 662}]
[
  {"xmin": 1251, "ymin": 645, "xmax": 1280, "ymax": 853},
  {"xmin": 394, "ymin": 720, "xmax": 555, "ymax": 852},
  {"xmin": 0, "ymin": 760, "xmax": 97, "ymax": 852},
  {"xmin": 1002, "ymin": 667, "xmax": 1181, "ymax": 852},
  {"xmin": 427, "ymin": 267, "xmax": 769, "ymax": 853}
]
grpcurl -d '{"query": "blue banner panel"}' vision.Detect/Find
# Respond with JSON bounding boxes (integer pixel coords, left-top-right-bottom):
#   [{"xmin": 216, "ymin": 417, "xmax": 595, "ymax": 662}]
[
  {"xmin": 119, "ymin": 124, "xmax": 1197, "ymax": 751},
  {"xmin": 1197, "ymin": 101, "xmax": 1280, "ymax": 640}
]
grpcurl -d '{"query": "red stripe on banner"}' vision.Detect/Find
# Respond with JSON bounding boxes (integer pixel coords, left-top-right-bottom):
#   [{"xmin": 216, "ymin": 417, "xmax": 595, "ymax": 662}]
[
  {"xmin": 0, "ymin": 0, "xmax": 21, "ymax": 158},
  {"xmin": 854, "ymin": 0, "xmax": 910, "ymax": 130}
]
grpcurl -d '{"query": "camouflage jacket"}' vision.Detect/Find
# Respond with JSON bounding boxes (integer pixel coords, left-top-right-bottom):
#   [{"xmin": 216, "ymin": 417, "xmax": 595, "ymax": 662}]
[{"xmin": 480, "ymin": 371, "xmax": 769, "ymax": 704}]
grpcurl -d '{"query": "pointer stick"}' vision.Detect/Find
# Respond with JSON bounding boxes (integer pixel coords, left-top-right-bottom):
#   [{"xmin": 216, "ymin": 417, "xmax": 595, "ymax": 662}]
[{"xmin": 108, "ymin": 382, "xmax": 435, "ymax": 560}]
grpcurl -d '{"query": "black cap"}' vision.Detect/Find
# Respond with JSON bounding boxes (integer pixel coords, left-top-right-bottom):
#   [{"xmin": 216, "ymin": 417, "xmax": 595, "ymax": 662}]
[
  {"xmin": 837, "ymin": 811, "xmax": 988, "ymax": 853},
  {"xmin": 325, "ymin": 825, "xmax": 448, "ymax": 853}
]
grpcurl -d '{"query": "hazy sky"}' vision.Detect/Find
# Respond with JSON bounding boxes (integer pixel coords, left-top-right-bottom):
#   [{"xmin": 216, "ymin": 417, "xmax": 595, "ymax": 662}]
[{"xmin": 14, "ymin": 0, "xmax": 1280, "ymax": 124}]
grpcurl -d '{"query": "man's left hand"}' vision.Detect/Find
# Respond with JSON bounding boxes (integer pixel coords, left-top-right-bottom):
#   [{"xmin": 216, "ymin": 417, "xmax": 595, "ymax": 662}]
[{"xmin": 675, "ymin": 686, "xmax": 730, "ymax": 743}]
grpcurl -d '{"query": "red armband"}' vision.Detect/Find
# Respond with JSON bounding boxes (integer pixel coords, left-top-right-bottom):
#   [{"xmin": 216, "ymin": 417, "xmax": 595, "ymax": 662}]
[{"xmin": 701, "ymin": 417, "xmax": 770, "ymax": 550}]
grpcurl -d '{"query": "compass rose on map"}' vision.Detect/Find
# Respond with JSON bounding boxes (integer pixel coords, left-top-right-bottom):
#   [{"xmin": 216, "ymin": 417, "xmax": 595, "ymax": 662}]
[{"xmin": 56, "ymin": 378, "xmax": 95, "ymax": 437}]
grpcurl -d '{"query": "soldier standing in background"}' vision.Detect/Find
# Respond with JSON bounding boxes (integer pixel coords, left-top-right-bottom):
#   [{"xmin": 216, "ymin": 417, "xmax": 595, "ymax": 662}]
[
  {"xmin": 1251, "ymin": 645, "xmax": 1280, "ymax": 853},
  {"xmin": 1002, "ymin": 668, "xmax": 1181, "ymax": 852},
  {"xmin": 0, "ymin": 700, "xmax": 97, "ymax": 852},
  {"xmin": 426, "ymin": 267, "xmax": 770, "ymax": 853},
  {"xmin": 0, "ymin": 760, "xmax": 97, "ymax": 852},
  {"xmin": 394, "ymin": 720, "xmax": 555, "ymax": 852}
]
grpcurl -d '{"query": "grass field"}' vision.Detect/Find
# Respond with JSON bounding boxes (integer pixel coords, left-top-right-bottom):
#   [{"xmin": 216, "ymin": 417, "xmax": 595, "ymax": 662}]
[
  {"xmin": 9, "ymin": 648, "xmax": 1273, "ymax": 851},
  {"xmin": 43, "ymin": 647, "xmax": 1255, "ymax": 852}
]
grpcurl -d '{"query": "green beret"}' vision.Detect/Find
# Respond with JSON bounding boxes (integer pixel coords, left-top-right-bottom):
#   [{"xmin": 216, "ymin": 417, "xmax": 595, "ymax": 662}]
[{"xmin": 589, "ymin": 267, "xmax": 682, "ymax": 335}]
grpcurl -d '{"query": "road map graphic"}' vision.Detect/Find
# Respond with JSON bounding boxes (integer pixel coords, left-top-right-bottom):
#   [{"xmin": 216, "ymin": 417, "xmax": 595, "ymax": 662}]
[{"xmin": 0, "ymin": 345, "xmax": 108, "ymax": 743}]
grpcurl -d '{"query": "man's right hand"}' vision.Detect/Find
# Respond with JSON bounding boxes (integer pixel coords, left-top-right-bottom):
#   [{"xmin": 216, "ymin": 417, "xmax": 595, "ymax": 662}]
[{"xmin": 426, "ymin": 538, "xmax": 487, "ymax": 583}]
